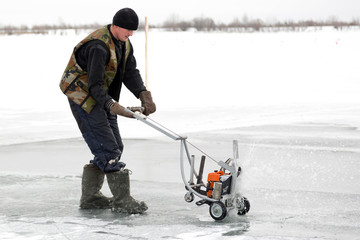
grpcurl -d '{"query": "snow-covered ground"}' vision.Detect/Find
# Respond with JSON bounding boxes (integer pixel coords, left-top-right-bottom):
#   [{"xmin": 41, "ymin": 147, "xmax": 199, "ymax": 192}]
[
  {"xmin": 0, "ymin": 28, "xmax": 360, "ymax": 239},
  {"xmin": 1, "ymin": 27, "xmax": 360, "ymax": 145}
]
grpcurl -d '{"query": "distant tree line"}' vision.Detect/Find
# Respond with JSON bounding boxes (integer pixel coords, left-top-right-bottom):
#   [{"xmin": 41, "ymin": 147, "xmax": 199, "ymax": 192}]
[
  {"xmin": 0, "ymin": 23, "xmax": 102, "ymax": 35},
  {"xmin": 161, "ymin": 15, "xmax": 360, "ymax": 32},
  {"xmin": 1, "ymin": 16, "xmax": 359, "ymax": 35}
]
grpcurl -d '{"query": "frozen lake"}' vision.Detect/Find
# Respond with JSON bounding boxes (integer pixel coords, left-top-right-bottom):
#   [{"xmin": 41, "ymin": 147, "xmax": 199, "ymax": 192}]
[
  {"xmin": 1, "ymin": 124, "xmax": 360, "ymax": 239},
  {"xmin": 1, "ymin": 28, "xmax": 360, "ymax": 239}
]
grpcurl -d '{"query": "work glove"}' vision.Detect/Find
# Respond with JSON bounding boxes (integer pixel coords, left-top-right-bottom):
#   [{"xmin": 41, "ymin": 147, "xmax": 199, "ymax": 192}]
[
  {"xmin": 110, "ymin": 102, "xmax": 134, "ymax": 118},
  {"xmin": 139, "ymin": 91, "xmax": 156, "ymax": 116}
]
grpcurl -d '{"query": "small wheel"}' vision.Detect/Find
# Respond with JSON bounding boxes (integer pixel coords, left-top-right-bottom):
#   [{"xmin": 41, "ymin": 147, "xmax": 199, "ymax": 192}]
[
  {"xmin": 184, "ymin": 192, "xmax": 194, "ymax": 203},
  {"xmin": 209, "ymin": 201, "xmax": 227, "ymax": 220},
  {"xmin": 237, "ymin": 197, "xmax": 250, "ymax": 215}
]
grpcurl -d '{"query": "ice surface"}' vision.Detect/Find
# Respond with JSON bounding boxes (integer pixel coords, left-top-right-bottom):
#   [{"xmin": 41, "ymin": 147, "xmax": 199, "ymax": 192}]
[
  {"xmin": 1, "ymin": 29, "xmax": 360, "ymax": 239},
  {"xmin": 1, "ymin": 128, "xmax": 360, "ymax": 239}
]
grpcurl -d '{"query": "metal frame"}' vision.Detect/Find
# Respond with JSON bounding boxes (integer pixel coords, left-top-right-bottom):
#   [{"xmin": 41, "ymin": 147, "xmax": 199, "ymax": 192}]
[{"xmin": 125, "ymin": 108, "xmax": 240, "ymax": 203}]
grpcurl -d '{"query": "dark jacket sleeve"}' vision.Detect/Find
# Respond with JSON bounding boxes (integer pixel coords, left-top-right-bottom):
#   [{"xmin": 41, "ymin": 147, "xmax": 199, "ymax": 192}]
[
  {"xmin": 75, "ymin": 40, "xmax": 113, "ymax": 109},
  {"xmin": 122, "ymin": 41, "xmax": 147, "ymax": 98}
]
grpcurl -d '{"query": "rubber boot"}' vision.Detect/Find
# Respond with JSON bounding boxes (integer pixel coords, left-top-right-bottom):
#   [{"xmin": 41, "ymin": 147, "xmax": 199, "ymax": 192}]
[
  {"xmin": 80, "ymin": 164, "xmax": 112, "ymax": 209},
  {"xmin": 106, "ymin": 169, "xmax": 148, "ymax": 214}
]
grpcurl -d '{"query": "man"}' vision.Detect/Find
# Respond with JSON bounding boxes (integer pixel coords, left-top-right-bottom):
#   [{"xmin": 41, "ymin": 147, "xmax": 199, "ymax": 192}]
[{"xmin": 59, "ymin": 8, "xmax": 156, "ymax": 214}]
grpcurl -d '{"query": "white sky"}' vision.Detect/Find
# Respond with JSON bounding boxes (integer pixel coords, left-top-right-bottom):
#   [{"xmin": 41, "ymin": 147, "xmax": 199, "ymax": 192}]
[{"xmin": 1, "ymin": 0, "xmax": 359, "ymax": 26}]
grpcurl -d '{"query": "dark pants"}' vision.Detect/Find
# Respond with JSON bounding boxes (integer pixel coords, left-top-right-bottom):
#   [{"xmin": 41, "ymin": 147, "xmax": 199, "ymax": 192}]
[{"xmin": 68, "ymin": 99, "xmax": 124, "ymax": 172}]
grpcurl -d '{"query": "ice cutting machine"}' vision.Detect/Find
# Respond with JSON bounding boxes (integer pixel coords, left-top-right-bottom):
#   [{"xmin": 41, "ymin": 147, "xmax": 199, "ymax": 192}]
[{"xmin": 125, "ymin": 109, "xmax": 250, "ymax": 220}]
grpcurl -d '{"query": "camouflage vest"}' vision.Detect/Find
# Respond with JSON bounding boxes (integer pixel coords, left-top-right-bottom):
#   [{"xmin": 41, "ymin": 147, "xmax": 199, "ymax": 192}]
[{"xmin": 59, "ymin": 25, "xmax": 130, "ymax": 113}]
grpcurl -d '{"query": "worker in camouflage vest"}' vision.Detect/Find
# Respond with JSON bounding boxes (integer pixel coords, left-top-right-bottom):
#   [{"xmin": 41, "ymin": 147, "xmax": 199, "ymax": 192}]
[{"xmin": 59, "ymin": 8, "xmax": 156, "ymax": 214}]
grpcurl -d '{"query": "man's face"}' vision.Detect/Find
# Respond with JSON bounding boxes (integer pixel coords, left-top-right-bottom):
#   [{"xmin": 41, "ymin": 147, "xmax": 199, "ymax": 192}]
[{"xmin": 112, "ymin": 25, "xmax": 134, "ymax": 42}]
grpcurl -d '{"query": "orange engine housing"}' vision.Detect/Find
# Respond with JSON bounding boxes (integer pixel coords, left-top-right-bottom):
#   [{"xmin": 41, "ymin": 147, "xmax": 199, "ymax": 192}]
[{"xmin": 206, "ymin": 170, "xmax": 224, "ymax": 197}]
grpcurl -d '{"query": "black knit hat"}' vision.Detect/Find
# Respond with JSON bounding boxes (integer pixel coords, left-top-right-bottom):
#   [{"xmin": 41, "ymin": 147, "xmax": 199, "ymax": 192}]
[{"xmin": 112, "ymin": 8, "xmax": 139, "ymax": 30}]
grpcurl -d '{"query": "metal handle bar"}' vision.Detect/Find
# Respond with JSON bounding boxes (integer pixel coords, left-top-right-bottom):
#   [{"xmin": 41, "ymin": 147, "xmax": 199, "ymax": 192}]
[{"xmin": 124, "ymin": 108, "xmax": 187, "ymax": 141}]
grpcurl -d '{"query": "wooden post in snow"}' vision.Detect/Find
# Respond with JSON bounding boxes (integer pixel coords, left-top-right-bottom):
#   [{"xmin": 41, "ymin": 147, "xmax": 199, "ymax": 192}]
[{"xmin": 145, "ymin": 16, "xmax": 149, "ymax": 90}]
